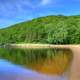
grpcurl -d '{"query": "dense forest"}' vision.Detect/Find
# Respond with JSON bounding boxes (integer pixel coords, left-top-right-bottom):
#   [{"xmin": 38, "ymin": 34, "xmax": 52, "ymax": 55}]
[{"xmin": 0, "ymin": 15, "xmax": 80, "ymax": 44}]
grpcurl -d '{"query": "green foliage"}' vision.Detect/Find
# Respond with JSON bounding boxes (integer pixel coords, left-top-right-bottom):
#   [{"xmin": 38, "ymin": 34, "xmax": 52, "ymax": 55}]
[{"xmin": 0, "ymin": 15, "xmax": 80, "ymax": 44}]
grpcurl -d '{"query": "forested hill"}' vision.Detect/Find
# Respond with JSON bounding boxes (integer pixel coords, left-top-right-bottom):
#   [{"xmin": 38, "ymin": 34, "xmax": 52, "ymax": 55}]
[{"xmin": 0, "ymin": 15, "xmax": 80, "ymax": 44}]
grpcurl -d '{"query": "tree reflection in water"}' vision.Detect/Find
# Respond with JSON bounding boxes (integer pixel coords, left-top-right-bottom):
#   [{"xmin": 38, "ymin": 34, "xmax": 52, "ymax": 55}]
[{"xmin": 0, "ymin": 48, "xmax": 73, "ymax": 77}]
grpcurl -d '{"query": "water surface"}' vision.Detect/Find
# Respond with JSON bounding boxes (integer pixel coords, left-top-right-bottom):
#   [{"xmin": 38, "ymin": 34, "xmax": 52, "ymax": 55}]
[{"xmin": 0, "ymin": 48, "xmax": 73, "ymax": 80}]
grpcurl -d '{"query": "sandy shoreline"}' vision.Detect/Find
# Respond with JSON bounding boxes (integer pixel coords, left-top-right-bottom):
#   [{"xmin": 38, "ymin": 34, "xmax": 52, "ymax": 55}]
[{"xmin": 9, "ymin": 44, "xmax": 80, "ymax": 49}]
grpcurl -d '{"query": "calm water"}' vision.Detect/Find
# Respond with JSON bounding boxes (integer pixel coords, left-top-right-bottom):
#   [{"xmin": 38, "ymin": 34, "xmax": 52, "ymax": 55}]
[{"xmin": 0, "ymin": 48, "xmax": 73, "ymax": 80}]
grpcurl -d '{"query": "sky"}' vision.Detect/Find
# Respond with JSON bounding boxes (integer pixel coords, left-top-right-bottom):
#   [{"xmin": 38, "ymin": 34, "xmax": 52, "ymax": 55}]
[{"xmin": 0, "ymin": 0, "xmax": 80, "ymax": 28}]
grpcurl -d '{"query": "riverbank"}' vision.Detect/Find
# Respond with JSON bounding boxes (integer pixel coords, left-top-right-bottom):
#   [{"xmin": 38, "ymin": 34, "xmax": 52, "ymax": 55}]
[{"xmin": 9, "ymin": 44, "xmax": 80, "ymax": 49}]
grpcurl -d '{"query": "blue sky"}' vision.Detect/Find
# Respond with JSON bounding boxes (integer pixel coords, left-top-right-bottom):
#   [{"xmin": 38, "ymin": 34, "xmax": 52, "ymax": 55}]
[{"xmin": 0, "ymin": 0, "xmax": 80, "ymax": 28}]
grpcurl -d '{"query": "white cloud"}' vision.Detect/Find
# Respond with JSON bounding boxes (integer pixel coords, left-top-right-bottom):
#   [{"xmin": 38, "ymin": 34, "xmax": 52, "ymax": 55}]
[
  {"xmin": 40, "ymin": 0, "xmax": 52, "ymax": 6},
  {"xmin": 0, "ymin": 0, "xmax": 34, "ymax": 18},
  {"xmin": 0, "ymin": 0, "xmax": 55, "ymax": 15}
]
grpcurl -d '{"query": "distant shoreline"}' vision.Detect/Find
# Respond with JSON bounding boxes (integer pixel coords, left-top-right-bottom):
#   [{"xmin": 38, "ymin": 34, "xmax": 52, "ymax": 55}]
[{"xmin": 9, "ymin": 44, "xmax": 80, "ymax": 50}]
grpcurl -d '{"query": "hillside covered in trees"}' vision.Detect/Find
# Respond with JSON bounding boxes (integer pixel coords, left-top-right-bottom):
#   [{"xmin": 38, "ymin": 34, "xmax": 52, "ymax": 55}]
[{"xmin": 0, "ymin": 15, "xmax": 80, "ymax": 45}]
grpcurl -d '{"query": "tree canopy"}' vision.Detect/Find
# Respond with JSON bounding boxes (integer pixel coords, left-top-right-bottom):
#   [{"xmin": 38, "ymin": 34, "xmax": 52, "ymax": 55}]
[{"xmin": 0, "ymin": 15, "xmax": 80, "ymax": 44}]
